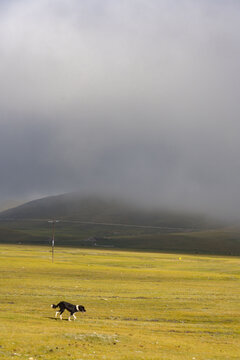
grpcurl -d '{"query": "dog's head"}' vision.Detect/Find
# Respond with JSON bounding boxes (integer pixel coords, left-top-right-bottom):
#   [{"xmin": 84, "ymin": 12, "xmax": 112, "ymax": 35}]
[{"xmin": 76, "ymin": 305, "xmax": 86, "ymax": 312}]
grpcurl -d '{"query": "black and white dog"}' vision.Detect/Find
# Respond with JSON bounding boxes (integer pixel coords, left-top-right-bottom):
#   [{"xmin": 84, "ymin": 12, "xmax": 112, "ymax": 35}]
[{"xmin": 51, "ymin": 301, "xmax": 86, "ymax": 321}]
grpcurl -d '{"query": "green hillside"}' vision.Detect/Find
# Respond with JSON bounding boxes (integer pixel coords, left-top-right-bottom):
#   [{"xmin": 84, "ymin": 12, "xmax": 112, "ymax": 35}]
[
  {"xmin": 0, "ymin": 193, "xmax": 239, "ymax": 255},
  {"xmin": 0, "ymin": 193, "xmax": 220, "ymax": 227}
]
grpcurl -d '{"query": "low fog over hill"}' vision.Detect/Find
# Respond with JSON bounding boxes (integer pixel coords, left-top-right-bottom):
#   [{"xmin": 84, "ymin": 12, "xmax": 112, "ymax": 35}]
[
  {"xmin": 0, "ymin": 193, "xmax": 223, "ymax": 230},
  {"xmin": 1, "ymin": 1, "xmax": 240, "ymax": 221},
  {"xmin": 1, "ymin": 194, "xmax": 239, "ymax": 255}
]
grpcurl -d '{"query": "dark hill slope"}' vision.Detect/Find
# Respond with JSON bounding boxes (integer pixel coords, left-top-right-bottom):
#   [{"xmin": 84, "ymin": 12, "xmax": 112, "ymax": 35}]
[
  {"xmin": 1, "ymin": 194, "xmax": 236, "ymax": 255},
  {"xmin": 0, "ymin": 193, "xmax": 219, "ymax": 229}
]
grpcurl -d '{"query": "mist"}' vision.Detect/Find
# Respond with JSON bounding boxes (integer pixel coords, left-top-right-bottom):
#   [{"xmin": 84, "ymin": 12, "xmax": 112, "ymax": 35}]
[{"xmin": 1, "ymin": 0, "xmax": 240, "ymax": 219}]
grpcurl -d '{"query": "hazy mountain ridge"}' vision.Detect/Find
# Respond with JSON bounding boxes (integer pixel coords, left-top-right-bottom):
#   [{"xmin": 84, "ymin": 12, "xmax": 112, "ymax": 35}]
[
  {"xmin": 0, "ymin": 193, "xmax": 222, "ymax": 229},
  {"xmin": 0, "ymin": 194, "xmax": 239, "ymax": 255}
]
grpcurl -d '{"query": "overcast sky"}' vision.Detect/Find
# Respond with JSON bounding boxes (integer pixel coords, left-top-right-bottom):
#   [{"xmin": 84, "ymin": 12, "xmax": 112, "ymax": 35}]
[{"xmin": 1, "ymin": 0, "xmax": 240, "ymax": 218}]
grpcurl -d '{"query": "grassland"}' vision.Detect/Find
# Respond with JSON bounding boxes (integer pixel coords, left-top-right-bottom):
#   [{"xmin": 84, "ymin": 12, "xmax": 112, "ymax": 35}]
[
  {"xmin": 0, "ymin": 245, "xmax": 239, "ymax": 360},
  {"xmin": 1, "ymin": 220, "xmax": 240, "ymax": 255}
]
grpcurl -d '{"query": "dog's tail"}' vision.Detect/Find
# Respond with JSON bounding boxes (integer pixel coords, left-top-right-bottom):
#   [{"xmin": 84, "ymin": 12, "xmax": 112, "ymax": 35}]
[{"xmin": 51, "ymin": 304, "xmax": 59, "ymax": 309}]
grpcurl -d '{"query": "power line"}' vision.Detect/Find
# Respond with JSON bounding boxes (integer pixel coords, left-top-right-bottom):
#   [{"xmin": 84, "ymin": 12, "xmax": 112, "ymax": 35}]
[{"xmin": 1, "ymin": 217, "xmax": 193, "ymax": 231}]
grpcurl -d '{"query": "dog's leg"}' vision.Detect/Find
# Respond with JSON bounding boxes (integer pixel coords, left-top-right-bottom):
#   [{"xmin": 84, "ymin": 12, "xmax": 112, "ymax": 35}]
[
  {"xmin": 55, "ymin": 311, "xmax": 59, "ymax": 318},
  {"xmin": 59, "ymin": 309, "xmax": 64, "ymax": 320},
  {"xmin": 73, "ymin": 313, "xmax": 77, "ymax": 320},
  {"xmin": 68, "ymin": 315, "xmax": 72, "ymax": 321}
]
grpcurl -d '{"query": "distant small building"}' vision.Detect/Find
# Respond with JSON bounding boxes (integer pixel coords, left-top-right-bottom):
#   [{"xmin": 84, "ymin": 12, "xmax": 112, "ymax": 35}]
[{"xmin": 82, "ymin": 237, "xmax": 97, "ymax": 246}]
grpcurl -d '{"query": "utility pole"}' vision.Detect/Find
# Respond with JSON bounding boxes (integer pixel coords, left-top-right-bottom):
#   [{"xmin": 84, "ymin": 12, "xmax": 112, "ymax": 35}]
[{"xmin": 48, "ymin": 220, "xmax": 59, "ymax": 263}]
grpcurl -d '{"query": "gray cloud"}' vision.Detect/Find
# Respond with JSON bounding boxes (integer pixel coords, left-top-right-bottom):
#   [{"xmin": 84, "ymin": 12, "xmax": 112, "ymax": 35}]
[{"xmin": 1, "ymin": 0, "xmax": 240, "ymax": 218}]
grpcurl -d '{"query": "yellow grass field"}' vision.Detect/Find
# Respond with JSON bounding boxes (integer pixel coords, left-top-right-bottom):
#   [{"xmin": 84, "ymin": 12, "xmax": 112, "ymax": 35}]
[{"xmin": 0, "ymin": 245, "xmax": 239, "ymax": 360}]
